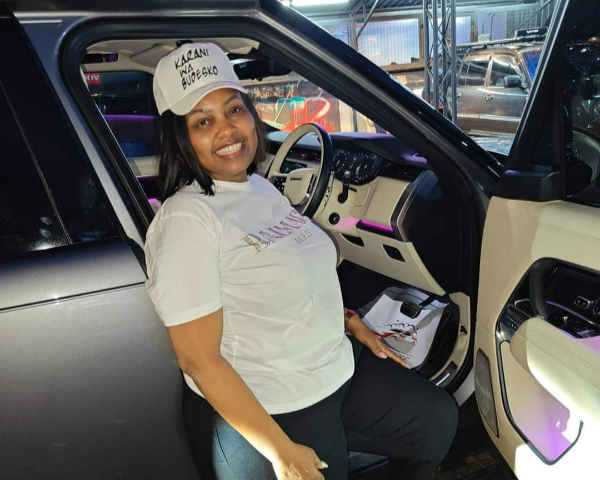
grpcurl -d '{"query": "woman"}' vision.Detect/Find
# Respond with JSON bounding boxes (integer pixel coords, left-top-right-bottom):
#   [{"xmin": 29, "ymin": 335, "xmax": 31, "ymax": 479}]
[{"xmin": 145, "ymin": 42, "xmax": 458, "ymax": 480}]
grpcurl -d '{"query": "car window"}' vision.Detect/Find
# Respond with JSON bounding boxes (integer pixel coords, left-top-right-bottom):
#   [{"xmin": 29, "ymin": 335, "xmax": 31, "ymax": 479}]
[
  {"xmin": 489, "ymin": 55, "xmax": 524, "ymax": 87},
  {"xmin": 88, "ymin": 68, "xmax": 386, "ymax": 179},
  {"xmin": 522, "ymin": 49, "xmax": 542, "ymax": 81},
  {"xmin": 245, "ymin": 75, "xmax": 385, "ymax": 134},
  {"xmin": 527, "ymin": 1, "xmax": 600, "ymax": 203},
  {"xmin": 563, "ymin": 3, "xmax": 600, "ymax": 203},
  {"xmin": 0, "ymin": 83, "xmax": 69, "ymax": 255},
  {"xmin": 1, "ymin": 19, "xmax": 119, "ymax": 256},
  {"xmin": 456, "ymin": 56, "xmax": 468, "ymax": 85},
  {"xmin": 246, "ymin": 79, "xmax": 342, "ymax": 132},
  {"xmin": 459, "ymin": 56, "xmax": 489, "ymax": 87},
  {"xmin": 84, "ymin": 59, "xmax": 387, "ymax": 216},
  {"xmin": 86, "ymin": 71, "xmax": 159, "ymax": 176}
]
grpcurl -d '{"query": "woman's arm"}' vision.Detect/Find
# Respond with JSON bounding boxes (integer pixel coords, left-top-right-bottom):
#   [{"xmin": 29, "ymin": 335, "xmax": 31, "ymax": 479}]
[{"xmin": 167, "ymin": 308, "xmax": 327, "ymax": 480}]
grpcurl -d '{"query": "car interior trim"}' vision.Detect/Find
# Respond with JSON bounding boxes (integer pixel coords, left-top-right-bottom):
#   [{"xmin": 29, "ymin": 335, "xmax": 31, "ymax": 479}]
[
  {"xmin": 391, "ymin": 170, "xmax": 437, "ymax": 243},
  {"xmin": 492, "ymin": 257, "xmax": 597, "ymax": 464},
  {"xmin": 478, "ymin": 196, "xmax": 600, "ymax": 473}
]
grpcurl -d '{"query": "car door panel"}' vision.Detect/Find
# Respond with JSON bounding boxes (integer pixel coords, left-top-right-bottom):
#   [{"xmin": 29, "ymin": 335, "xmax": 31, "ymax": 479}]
[
  {"xmin": 480, "ymin": 54, "xmax": 527, "ymax": 135},
  {"xmin": 476, "ymin": 197, "xmax": 600, "ymax": 478},
  {"xmin": 510, "ymin": 317, "xmax": 600, "ymax": 424},
  {"xmin": 0, "ymin": 239, "xmax": 199, "ymax": 479},
  {"xmin": 499, "ymin": 340, "xmax": 582, "ymax": 463},
  {"xmin": 0, "ymin": 9, "xmax": 198, "ymax": 477},
  {"xmin": 0, "ymin": 240, "xmax": 144, "ymax": 311}
]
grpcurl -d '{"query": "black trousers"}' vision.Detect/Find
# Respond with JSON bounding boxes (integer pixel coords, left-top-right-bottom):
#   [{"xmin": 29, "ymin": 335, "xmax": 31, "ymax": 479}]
[{"xmin": 182, "ymin": 336, "xmax": 458, "ymax": 480}]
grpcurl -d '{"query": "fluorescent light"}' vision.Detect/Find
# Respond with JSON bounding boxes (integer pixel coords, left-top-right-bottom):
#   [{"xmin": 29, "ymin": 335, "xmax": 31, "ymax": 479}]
[{"xmin": 285, "ymin": 0, "xmax": 349, "ymax": 7}]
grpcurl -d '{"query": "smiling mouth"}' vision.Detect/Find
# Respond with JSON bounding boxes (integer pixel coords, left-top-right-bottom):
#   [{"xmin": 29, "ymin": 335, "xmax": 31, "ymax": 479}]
[{"xmin": 215, "ymin": 142, "xmax": 243, "ymax": 156}]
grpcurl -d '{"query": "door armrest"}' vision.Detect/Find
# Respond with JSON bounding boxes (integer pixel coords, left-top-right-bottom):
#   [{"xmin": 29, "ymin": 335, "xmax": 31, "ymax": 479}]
[{"xmin": 510, "ymin": 317, "xmax": 600, "ymax": 424}]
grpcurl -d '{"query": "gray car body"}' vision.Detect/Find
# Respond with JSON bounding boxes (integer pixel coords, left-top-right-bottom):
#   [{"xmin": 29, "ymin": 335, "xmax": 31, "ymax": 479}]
[
  {"xmin": 455, "ymin": 43, "xmax": 542, "ymax": 136},
  {"xmin": 0, "ymin": 1, "xmax": 499, "ymax": 478}
]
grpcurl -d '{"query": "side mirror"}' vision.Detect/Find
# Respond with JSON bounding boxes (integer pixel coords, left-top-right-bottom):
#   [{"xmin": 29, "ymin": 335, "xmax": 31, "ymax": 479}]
[{"xmin": 504, "ymin": 75, "xmax": 524, "ymax": 89}]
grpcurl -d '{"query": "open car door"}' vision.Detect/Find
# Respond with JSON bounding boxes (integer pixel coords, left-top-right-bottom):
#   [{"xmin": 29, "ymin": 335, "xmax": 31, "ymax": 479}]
[{"xmin": 475, "ymin": 1, "xmax": 600, "ymax": 478}]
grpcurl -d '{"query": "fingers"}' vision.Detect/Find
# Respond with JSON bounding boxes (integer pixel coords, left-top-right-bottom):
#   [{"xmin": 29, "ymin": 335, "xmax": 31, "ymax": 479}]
[
  {"xmin": 371, "ymin": 337, "xmax": 389, "ymax": 359},
  {"xmin": 373, "ymin": 338, "xmax": 409, "ymax": 368},
  {"xmin": 305, "ymin": 447, "xmax": 327, "ymax": 479},
  {"xmin": 313, "ymin": 454, "xmax": 328, "ymax": 470}
]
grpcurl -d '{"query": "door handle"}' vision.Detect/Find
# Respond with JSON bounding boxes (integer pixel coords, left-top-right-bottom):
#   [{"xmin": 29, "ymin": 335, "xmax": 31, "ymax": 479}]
[{"xmin": 484, "ymin": 94, "xmax": 495, "ymax": 101}]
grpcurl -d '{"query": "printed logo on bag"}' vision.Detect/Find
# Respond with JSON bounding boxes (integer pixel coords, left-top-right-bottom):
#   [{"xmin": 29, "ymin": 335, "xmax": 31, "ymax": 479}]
[{"xmin": 241, "ymin": 209, "xmax": 310, "ymax": 253}]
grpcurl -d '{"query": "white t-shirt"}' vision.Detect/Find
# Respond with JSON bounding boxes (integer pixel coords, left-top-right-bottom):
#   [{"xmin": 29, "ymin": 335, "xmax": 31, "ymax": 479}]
[{"xmin": 144, "ymin": 174, "xmax": 354, "ymax": 414}]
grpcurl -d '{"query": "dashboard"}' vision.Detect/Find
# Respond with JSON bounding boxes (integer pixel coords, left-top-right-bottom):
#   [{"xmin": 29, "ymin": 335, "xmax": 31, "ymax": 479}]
[
  {"xmin": 332, "ymin": 149, "xmax": 384, "ymax": 184},
  {"xmin": 268, "ymin": 131, "xmax": 426, "ymax": 187},
  {"xmin": 281, "ymin": 148, "xmax": 384, "ymax": 185},
  {"xmin": 265, "ymin": 130, "xmax": 467, "ymax": 295}
]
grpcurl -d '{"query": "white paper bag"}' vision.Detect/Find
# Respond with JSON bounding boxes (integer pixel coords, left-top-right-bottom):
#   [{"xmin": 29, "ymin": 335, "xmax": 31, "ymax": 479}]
[{"xmin": 361, "ymin": 294, "xmax": 446, "ymax": 369}]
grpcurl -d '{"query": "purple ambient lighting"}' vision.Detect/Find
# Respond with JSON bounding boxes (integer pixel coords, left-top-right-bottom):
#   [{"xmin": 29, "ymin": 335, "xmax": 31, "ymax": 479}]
[
  {"xmin": 147, "ymin": 198, "xmax": 160, "ymax": 205},
  {"xmin": 357, "ymin": 220, "xmax": 394, "ymax": 233},
  {"xmin": 104, "ymin": 114, "xmax": 156, "ymax": 123}
]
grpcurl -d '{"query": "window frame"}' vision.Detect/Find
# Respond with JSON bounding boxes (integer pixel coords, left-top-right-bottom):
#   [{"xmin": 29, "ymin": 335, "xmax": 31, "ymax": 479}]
[
  {"xmin": 0, "ymin": 7, "xmax": 123, "ymax": 257},
  {"xmin": 60, "ymin": 15, "xmax": 501, "ymax": 199},
  {"xmin": 505, "ymin": 0, "xmax": 571, "ymax": 173},
  {"xmin": 0, "ymin": 82, "xmax": 70, "ymax": 255},
  {"xmin": 461, "ymin": 54, "xmax": 491, "ymax": 88}
]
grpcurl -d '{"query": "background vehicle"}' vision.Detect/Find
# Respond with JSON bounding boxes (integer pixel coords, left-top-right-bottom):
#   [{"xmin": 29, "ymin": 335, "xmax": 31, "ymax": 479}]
[
  {"xmin": 454, "ymin": 39, "xmax": 542, "ymax": 136},
  {"xmin": 422, "ymin": 29, "xmax": 545, "ymax": 138},
  {"xmin": 0, "ymin": 1, "xmax": 599, "ymax": 480}
]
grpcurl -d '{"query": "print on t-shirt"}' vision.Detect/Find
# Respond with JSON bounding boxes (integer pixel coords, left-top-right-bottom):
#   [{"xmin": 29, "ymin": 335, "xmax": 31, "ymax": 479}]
[{"xmin": 241, "ymin": 209, "xmax": 310, "ymax": 253}]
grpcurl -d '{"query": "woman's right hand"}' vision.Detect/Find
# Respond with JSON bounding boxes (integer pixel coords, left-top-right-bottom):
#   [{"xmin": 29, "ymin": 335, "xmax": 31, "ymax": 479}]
[{"xmin": 272, "ymin": 442, "xmax": 328, "ymax": 480}]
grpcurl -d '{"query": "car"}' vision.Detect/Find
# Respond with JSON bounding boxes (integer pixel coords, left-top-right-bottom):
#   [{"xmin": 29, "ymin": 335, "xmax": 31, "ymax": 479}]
[
  {"xmin": 453, "ymin": 37, "xmax": 543, "ymax": 136},
  {"xmin": 0, "ymin": 1, "xmax": 598, "ymax": 480},
  {"xmin": 422, "ymin": 28, "xmax": 546, "ymax": 139}
]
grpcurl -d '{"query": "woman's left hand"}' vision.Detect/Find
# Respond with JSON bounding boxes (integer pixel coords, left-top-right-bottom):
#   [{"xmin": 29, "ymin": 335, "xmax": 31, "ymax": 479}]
[{"xmin": 345, "ymin": 311, "xmax": 409, "ymax": 368}]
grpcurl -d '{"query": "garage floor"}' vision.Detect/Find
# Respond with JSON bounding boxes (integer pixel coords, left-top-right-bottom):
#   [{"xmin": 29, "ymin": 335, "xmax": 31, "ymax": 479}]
[{"xmin": 350, "ymin": 396, "xmax": 517, "ymax": 480}]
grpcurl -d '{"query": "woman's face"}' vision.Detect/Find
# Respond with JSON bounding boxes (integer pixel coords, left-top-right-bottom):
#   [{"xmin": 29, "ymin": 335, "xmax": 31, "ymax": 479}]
[{"xmin": 186, "ymin": 88, "xmax": 258, "ymax": 183}]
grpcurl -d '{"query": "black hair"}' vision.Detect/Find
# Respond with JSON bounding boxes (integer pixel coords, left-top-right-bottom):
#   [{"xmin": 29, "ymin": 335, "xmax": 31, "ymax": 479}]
[{"xmin": 157, "ymin": 92, "xmax": 267, "ymax": 201}]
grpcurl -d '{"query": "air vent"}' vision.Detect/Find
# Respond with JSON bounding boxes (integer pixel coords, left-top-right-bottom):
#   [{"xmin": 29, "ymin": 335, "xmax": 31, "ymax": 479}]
[
  {"xmin": 288, "ymin": 148, "xmax": 321, "ymax": 163},
  {"xmin": 379, "ymin": 161, "xmax": 423, "ymax": 182},
  {"xmin": 475, "ymin": 349, "xmax": 499, "ymax": 437}
]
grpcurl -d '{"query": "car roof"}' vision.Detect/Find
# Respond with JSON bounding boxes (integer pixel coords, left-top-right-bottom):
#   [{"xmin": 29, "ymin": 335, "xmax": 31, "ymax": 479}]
[
  {"xmin": 4, "ymin": 0, "xmax": 257, "ymax": 14},
  {"xmin": 458, "ymin": 41, "xmax": 543, "ymax": 56}
]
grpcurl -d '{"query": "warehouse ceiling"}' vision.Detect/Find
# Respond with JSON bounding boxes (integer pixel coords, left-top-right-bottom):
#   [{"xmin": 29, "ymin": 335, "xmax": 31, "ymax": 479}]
[{"xmin": 294, "ymin": 0, "xmax": 544, "ymax": 17}]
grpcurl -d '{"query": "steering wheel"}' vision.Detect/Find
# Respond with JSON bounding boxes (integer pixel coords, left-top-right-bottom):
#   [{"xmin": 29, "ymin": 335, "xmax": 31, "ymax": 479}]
[{"xmin": 267, "ymin": 122, "xmax": 333, "ymax": 218}]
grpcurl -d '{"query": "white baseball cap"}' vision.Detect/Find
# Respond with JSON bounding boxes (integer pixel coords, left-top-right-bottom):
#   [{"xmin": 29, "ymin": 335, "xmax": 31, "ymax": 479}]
[{"xmin": 153, "ymin": 42, "xmax": 248, "ymax": 116}]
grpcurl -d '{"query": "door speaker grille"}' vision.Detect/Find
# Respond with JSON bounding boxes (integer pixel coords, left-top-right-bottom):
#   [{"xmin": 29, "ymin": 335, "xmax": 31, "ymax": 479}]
[{"xmin": 475, "ymin": 349, "xmax": 499, "ymax": 437}]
